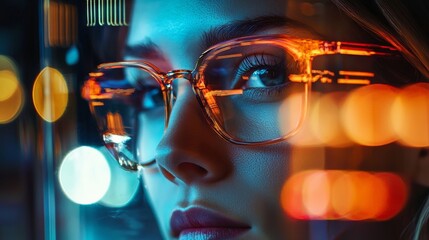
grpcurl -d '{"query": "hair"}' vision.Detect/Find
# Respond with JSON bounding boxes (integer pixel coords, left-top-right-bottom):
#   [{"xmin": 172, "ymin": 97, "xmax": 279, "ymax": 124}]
[
  {"xmin": 331, "ymin": 0, "xmax": 429, "ymax": 80},
  {"xmin": 330, "ymin": 0, "xmax": 429, "ymax": 239}
]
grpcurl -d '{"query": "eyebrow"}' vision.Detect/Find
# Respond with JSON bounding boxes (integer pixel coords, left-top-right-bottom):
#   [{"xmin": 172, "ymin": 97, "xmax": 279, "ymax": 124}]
[
  {"xmin": 201, "ymin": 15, "xmax": 319, "ymax": 50},
  {"xmin": 124, "ymin": 39, "xmax": 163, "ymax": 59},
  {"xmin": 124, "ymin": 15, "xmax": 318, "ymax": 59}
]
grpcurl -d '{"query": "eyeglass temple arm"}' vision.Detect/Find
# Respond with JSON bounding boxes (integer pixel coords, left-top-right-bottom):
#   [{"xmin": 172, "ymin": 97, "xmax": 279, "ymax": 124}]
[{"xmin": 317, "ymin": 41, "xmax": 399, "ymax": 56}]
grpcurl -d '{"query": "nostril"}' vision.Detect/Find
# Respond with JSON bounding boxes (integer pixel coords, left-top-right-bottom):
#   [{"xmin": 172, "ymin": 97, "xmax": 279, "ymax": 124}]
[
  {"xmin": 160, "ymin": 166, "xmax": 176, "ymax": 182},
  {"xmin": 177, "ymin": 162, "xmax": 208, "ymax": 182}
]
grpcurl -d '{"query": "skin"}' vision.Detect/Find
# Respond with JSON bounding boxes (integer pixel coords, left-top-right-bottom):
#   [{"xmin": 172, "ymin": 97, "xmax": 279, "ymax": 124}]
[{"xmin": 123, "ymin": 0, "xmax": 428, "ymax": 239}]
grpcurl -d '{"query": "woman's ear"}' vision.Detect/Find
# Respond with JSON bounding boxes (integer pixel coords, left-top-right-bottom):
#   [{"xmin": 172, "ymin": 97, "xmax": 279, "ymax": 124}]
[{"xmin": 413, "ymin": 148, "xmax": 429, "ymax": 186}]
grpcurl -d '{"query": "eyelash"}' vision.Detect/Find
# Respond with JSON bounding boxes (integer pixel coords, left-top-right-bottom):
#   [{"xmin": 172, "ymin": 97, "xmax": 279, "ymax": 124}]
[
  {"xmin": 234, "ymin": 53, "xmax": 296, "ymax": 99},
  {"xmin": 236, "ymin": 53, "xmax": 284, "ymax": 77}
]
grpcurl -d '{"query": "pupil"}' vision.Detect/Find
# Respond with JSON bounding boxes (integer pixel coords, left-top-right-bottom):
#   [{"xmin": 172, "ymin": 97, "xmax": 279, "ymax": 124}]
[{"xmin": 258, "ymin": 67, "xmax": 283, "ymax": 86}]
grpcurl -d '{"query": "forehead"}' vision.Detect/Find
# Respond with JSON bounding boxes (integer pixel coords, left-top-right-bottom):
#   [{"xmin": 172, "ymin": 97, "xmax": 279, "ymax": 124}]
[
  {"xmin": 126, "ymin": 0, "xmax": 365, "ymax": 68},
  {"xmin": 127, "ymin": 0, "xmax": 289, "ymax": 43},
  {"xmin": 127, "ymin": 0, "xmax": 288, "ymax": 67}
]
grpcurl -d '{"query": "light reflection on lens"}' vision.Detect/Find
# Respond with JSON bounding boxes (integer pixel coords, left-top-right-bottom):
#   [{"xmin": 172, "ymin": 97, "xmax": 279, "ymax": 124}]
[
  {"xmin": 32, "ymin": 67, "xmax": 69, "ymax": 122},
  {"xmin": 59, "ymin": 146, "xmax": 111, "ymax": 205},
  {"xmin": 391, "ymin": 83, "xmax": 429, "ymax": 147},
  {"xmin": 281, "ymin": 170, "xmax": 408, "ymax": 220},
  {"xmin": 341, "ymin": 84, "xmax": 398, "ymax": 146}
]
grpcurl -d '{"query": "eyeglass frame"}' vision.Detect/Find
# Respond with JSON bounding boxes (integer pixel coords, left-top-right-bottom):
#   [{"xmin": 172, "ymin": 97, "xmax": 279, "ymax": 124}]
[{"xmin": 83, "ymin": 34, "xmax": 399, "ymax": 171}]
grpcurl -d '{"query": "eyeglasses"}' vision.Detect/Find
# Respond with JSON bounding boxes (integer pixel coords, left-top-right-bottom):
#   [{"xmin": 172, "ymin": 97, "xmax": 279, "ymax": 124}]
[{"xmin": 82, "ymin": 34, "xmax": 399, "ymax": 171}]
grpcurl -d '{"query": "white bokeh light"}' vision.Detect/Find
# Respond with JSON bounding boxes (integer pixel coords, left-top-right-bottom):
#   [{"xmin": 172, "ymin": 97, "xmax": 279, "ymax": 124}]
[
  {"xmin": 59, "ymin": 146, "xmax": 111, "ymax": 205},
  {"xmin": 99, "ymin": 147, "xmax": 140, "ymax": 208}
]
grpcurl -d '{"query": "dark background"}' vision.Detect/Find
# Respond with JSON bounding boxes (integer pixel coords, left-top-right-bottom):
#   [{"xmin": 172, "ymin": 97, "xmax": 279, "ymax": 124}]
[{"xmin": 0, "ymin": 0, "xmax": 162, "ymax": 239}]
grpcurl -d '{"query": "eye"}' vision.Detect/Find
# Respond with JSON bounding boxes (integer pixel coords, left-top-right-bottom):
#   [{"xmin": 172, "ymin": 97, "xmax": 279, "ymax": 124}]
[
  {"xmin": 140, "ymin": 87, "xmax": 164, "ymax": 110},
  {"xmin": 246, "ymin": 66, "xmax": 286, "ymax": 87},
  {"xmin": 124, "ymin": 67, "xmax": 164, "ymax": 110},
  {"xmin": 234, "ymin": 54, "xmax": 289, "ymax": 89}
]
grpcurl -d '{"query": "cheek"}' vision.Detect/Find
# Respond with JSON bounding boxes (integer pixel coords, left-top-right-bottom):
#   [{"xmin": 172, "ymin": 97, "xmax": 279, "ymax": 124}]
[
  {"xmin": 137, "ymin": 109, "xmax": 165, "ymax": 164},
  {"xmin": 231, "ymin": 145, "xmax": 293, "ymax": 230},
  {"xmin": 141, "ymin": 167, "xmax": 178, "ymax": 232},
  {"xmin": 235, "ymin": 145, "xmax": 321, "ymax": 239}
]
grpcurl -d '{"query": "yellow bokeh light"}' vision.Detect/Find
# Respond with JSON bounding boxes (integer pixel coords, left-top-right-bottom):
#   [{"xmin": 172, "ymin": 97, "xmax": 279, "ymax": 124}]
[
  {"xmin": 32, "ymin": 67, "xmax": 69, "ymax": 122},
  {"xmin": 0, "ymin": 81, "xmax": 24, "ymax": 124},
  {"xmin": 0, "ymin": 70, "xmax": 19, "ymax": 101},
  {"xmin": 0, "ymin": 56, "xmax": 23, "ymax": 124},
  {"xmin": 392, "ymin": 83, "xmax": 429, "ymax": 147},
  {"xmin": 341, "ymin": 84, "xmax": 398, "ymax": 146},
  {"xmin": 0, "ymin": 55, "xmax": 18, "ymax": 72}
]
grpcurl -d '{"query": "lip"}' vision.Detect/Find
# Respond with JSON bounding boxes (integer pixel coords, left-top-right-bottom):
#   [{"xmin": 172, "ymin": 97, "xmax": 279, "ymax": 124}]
[{"xmin": 170, "ymin": 207, "xmax": 250, "ymax": 240}]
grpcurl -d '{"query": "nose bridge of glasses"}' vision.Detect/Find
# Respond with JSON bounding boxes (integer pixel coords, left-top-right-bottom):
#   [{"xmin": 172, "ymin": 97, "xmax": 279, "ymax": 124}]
[{"xmin": 165, "ymin": 69, "xmax": 194, "ymax": 84}]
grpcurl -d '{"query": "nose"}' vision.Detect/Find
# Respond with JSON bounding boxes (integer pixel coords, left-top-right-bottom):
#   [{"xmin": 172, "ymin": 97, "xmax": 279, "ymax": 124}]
[{"xmin": 155, "ymin": 79, "xmax": 232, "ymax": 185}]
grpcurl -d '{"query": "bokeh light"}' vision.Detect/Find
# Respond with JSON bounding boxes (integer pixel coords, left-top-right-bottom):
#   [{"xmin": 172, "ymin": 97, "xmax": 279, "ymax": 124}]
[
  {"xmin": 330, "ymin": 171, "xmax": 355, "ymax": 218},
  {"xmin": 0, "ymin": 70, "xmax": 19, "ymax": 101},
  {"xmin": 32, "ymin": 67, "xmax": 69, "ymax": 122},
  {"xmin": 278, "ymin": 92, "xmax": 307, "ymax": 141},
  {"xmin": 0, "ymin": 56, "xmax": 24, "ymax": 124},
  {"xmin": 309, "ymin": 92, "xmax": 352, "ymax": 147},
  {"xmin": 280, "ymin": 170, "xmax": 308, "ymax": 220},
  {"xmin": 59, "ymin": 146, "xmax": 111, "ymax": 205},
  {"xmin": 98, "ymin": 147, "xmax": 140, "ymax": 208},
  {"xmin": 286, "ymin": 92, "xmax": 324, "ymax": 146},
  {"xmin": 391, "ymin": 83, "xmax": 429, "ymax": 147},
  {"xmin": 302, "ymin": 170, "xmax": 330, "ymax": 217},
  {"xmin": 281, "ymin": 170, "xmax": 408, "ymax": 220},
  {"xmin": 0, "ymin": 76, "xmax": 24, "ymax": 124},
  {"xmin": 66, "ymin": 45, "xmax": 79, "ymax": 65},
  {"xmin": 375, "ymin": 172, "xmax": 408, "ymax": 220},
  {"xmin": 341, "ymin": 84, "xmax": 398, "ymax": 146}
]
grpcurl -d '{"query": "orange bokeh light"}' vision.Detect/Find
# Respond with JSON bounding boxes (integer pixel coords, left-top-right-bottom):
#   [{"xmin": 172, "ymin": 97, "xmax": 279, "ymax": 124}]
[
  {"xmin": 374, "ymin": 172, "xmax": 408, "ymax": 220},
  {"xmin": 281, "ymin": 170, "xmax": 408, "ymax": 221},
  {"xmin": 281, "ymin": 170, "xmax": 309, "ymax": 220},
  {"xmin": 330, "ymin": 171, "xmax": 356, "ymax": 218},
  {"xmin": 392, "ymin": 83, "xmax": 429, "ymax": 147},
  {"xmin": 343, "ymin": 172, "xmax": 386, "ymax": 220},
  {"xmin": 287, "ymin": 92, "xmax": 324, "ymax": 146},
  {"xmin": 341, "ymin": 84, "xmax": 398, "ymax": 146},
  {"xmin": 302, "ymin": 170, "xmax": 330, "ymax": 218},
  {"xmin": 279, "ymin": 91, "xmax": 311, "ymax": 143},
  {"xmin": 310, "ymin": 92, "xmax": 352, "ymax": 147},
  {"xmin": 32, "ymin": 67, "xmax": 69, "ymax": 122}
]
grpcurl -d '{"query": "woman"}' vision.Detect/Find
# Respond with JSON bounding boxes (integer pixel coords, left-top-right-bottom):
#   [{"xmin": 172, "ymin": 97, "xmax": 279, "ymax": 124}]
[{"xmin": 83, "ymin": 0, "xmax": 429, "ymax": 239}]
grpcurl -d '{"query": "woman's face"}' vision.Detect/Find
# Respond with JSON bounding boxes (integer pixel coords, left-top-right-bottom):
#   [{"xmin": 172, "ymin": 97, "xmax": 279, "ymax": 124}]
[{"xmin": 125, "ymin": 0, "xmax": 424, "ymax": 239}]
